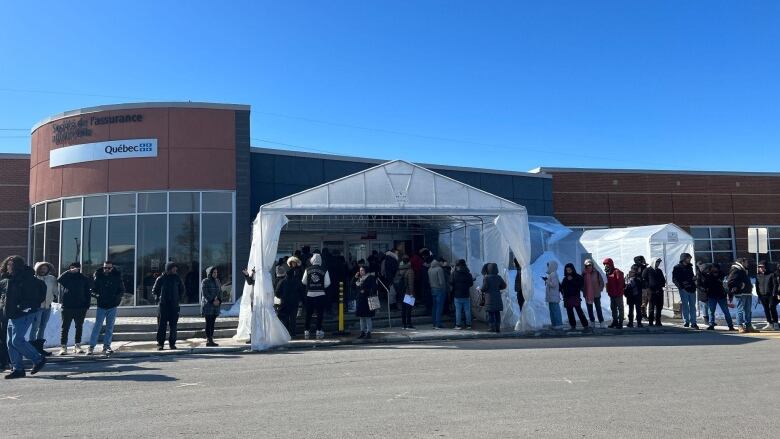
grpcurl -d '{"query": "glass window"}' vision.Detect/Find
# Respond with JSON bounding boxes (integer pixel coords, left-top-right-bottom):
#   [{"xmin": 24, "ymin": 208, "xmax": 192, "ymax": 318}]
[
  {"xmin": 82, "ymin": 217, "xmax": 107, "ymax": 281},
  {"xmin": 692, "ymin": 226, "xmax": 735, "ymax": 266},
  {"xmin": 711, "ymin": 227, "xmax": 732, "ymax": 239},
  {"xmin": 694, "ymin": 240, "xmax": 712, "ymax": 253},
  {"xmin": 202, "ymin": 214, "xmax": 233, "ymax": 302},
  {"xmin": 44, "ymin": 221, "xmax": 60, "ymax": 272},
  {"xmin": 59, "ymin": 219, "xmax": 82, "ymax": 275},
  {"xmin": 138, "ymin": 193, "xmax": 167, "ymax": 213},
  {"xmin": 46, "ymin": 201, "xmax": 61, "ymax": 221},
  {"xmin": 84, "ymin": 195, "xmax": 107, "ymax": 216},
  {"xmin": 34, "ymin": 204, "xmax": 45, "ymax": 223},
  {"xmin": 136, "ymin": 215, "xmax": 167, "ymax": 306},
  {"xmin": 109, "ymin": 194, "xmax": 136, "ymax": 214},
  {"xmin": 712, "ymin": 240, "xmax": 733, "ymax": 251},
  {"xmin": 713, "ymin": 252, "xmax": 734, "ymax": 266},
  {"xmin": 690, "ymin": 227, "xmax": 710, "ymax": 239},
  {"xmin": 202, "ymin": 192, "xmax": 232, "ymax": 212},
  {"xmin": 169, "ymin": 214, "xmax": 200, "ymax": 304},
  {"xmin": 170, "ymin": 192, "xmax": 199, "ymax": 212},
  {"xmin": 108, "ymin": 216, "xmax": 136, "ymax": 306},
  {"xmin": 469, "ymin": 227, "xmax": 482, "ymax": 260},
  {"xmin": 62, "ymin": 198, "xmax": 82, "ymax": 218},
  {"xmin": 33, "ymin": 224, "xmax": 45, "ymax": 265}
]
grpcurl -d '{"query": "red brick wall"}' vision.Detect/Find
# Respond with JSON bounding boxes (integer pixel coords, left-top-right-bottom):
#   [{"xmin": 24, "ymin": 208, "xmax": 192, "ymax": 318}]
[
  {"xmin": 548, "ymin": 170, "xmax": 780, "ymax": 259},
  {"xmin": 0, "ymin": 156, "xmax": 30, "ymax": 261}
]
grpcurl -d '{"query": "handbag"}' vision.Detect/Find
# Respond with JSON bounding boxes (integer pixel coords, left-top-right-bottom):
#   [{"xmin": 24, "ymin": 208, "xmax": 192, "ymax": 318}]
[{"xmin": 368, "ymin": 295, "xmax": 381, "ymax": 311}]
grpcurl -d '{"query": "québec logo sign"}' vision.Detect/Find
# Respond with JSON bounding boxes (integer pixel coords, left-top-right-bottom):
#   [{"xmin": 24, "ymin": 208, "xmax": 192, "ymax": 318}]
[
  {"xmin": 104, "ymin": 142, "xmax": 155, "ymax": 155},
  {"xmin": 50, "ymin": 138, "xmax": 158, "ymax": 168}
]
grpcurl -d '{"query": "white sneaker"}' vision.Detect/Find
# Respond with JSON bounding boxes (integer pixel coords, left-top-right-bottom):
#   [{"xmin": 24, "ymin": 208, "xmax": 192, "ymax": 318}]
[
  {"xmin": 304, "ymin": 330, "xmax": 310, "ymax": 340},
  {"xmin": 74, "ymin": 343, "xmax": 85, "ymax": 354},
  {"xmin": 316, "ymin": 330, "xmax": 325, "ymax": 340},
  {"xmin": 57, "ymin": 346, "xmax": 67, "ymax": 356}
]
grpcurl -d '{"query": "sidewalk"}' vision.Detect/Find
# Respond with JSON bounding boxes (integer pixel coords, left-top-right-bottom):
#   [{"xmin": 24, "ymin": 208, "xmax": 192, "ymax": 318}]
[{"xmin": 41, "ymin": 318, "xmax": 727, "ymax": 362}]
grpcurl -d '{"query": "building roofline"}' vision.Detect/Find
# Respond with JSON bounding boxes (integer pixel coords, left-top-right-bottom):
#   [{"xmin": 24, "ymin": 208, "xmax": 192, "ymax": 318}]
[
  {"xmin": 32, "ymin": 101, "xmax": 251, "ymax": 133},
  {"xmin": 0, "ymin": 152, "xmax": 31, "ymax": 159},
  {"xmin": 531, "ymin": 166, "xmax": 780, "ymax": 178},
  {"xmin": 251, "ymin": 147, "xmax": 551, "ymax": 179}
]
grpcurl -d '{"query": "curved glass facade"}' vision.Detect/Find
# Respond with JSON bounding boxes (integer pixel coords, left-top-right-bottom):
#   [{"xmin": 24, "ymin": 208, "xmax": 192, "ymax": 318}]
[{"xmin": 31, "ymin": 191, "xmax": 235, "ymax": 307}]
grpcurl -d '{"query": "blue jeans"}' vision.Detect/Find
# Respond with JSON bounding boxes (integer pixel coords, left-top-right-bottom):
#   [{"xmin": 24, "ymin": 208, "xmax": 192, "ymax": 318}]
[
  {"xmin": 454, "ymin": 297, "xmax": 472, "ymax": 327},
  {"xmin": 7, "ymin": 312, "xmax": 43, "ymax": 371},
  {"xmin": 549, "ymin": 302, "xmax": 563, "ymax": 327},
  {"xmin": 90, "ymin": 307, "xmax": 118, "ymax": 349},
  {"xmin": 28, "ymin": 307, "xmax": 51, "ymax": 341},
  {"xmin": 679, "ymin": 290, "xmax": 697, "ymax": 325},
  {"xmin": 735, "ymin": 295, "xmax": 753, "ymax": 327},
  {"xmin": 708, "ymin": 298, "xmax": 734, "ymax": 327},
  {"xmin": 431, "ymin": 288, "xmax": 446, "ymax": 328}
]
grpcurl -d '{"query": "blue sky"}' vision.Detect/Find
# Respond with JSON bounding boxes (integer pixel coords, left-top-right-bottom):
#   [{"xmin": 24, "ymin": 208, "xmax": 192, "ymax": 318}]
[{"xmin": 1, "ymin": 1, "xmax": 778, "ymax": 172}]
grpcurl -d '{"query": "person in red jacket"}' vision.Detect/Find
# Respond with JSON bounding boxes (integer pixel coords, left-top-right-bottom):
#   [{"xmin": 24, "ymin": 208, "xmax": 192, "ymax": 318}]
[{"xmin": 603, "ymin": 258, "xmax": 625, "ymax": 329}]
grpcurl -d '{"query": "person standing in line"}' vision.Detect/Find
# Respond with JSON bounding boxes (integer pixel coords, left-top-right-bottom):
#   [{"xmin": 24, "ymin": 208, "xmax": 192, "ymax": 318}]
[
  {"xmin": 704, "ymin": 263, "xmax": 735, "ymax": 331},
  {"xmin": 480, "ymin": 263, "xmax": 506, "ymax": 333},
  {"xmin": 353, "ymin": 265, "xmax": 377, "ymax": 339},
  {"xmin": 1, "ymin": 256, "xmax": 47, "ymax": 379},
  {"xmin": 302, "ymin": 253, "xmax": 331, "ymax": 340},
  {"xmin": 755, "ymin": 261, "xmax": 777, "ymax": 330},
  {"xmin": 624, "ymin": 265, "xmax": 644, "ymax": 328},
  {"xmin": 673, "ymin": 253, "xmax": 698, "ymax": 329},
  {"xmin": 428, "ymin": 258, "xmax": 448, "ymax": 329},
  {"xmin": 603, "ymin": 258, "xmax": 624, "ymax": 329},
  {"xmin": 543, "ymin": 261, "xmax": 563, "ymax": 330},
  {"xmin": 395, "ymin": 256, "xmax": 416, "ymax": 330},
  {"xmin": 440, "ymin": 258, "xmax": 452, "ymax": 316},
  {"xmin": 29, "ymin": 262, "xmax": 57, "ymax": 356},
  {"xmin": 769, "ymin": 263, "xmax": 780, "ymax": 330},
  {"xmin": 695, "ymin": 262, "xmax": 710, "ymax": 327},
  {"xmin": 380, "ymin": 249, "xmax": 399, "ymax": 311},
  {"xmin": 635, "ymin": 256, "xmax": 650, "ymax": 319},
  {"xmin": 645, "ymin": 258, "xmax": 666, "ymax": 326},
  {"xmin": 152, "ymin": 262, "xmax": 185, "ymax": 350},
  {"xmin": 582, "ymin": 260, "xmax": 605, "ymax": 328},
  {"xmin": 560, "ymin": 263, "xmax": 589, "ymax": 331},
  {"xmin": 274, "ymin": 257, "xmax": 304, "ymax": 338},
  {"xmin": 57, "ymin": 262, "xmax": 91, "ymax": 355},
  {"xmin": 450, "ymin": 259, "xmax": 474, "ymax": 330},
  {"xmin": 87, "ymin": 261, "xmax": 125, "ymax": 355},
  {"xmin": 513, "ymin": 259, "xmax": 525, "ymax": 318},
  {"xmin": 200, "ymin": 266, "xmax": 222, "ymax": 347},
  {"xmin": 727, "ymin": 258, "xmax": 758, "ymax": 333}
]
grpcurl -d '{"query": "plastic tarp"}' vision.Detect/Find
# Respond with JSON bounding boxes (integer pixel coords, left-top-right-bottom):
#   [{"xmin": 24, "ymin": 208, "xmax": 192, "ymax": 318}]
[{"xmin": 236, "ymin": 160, "xmax": 542, "ymax": 350}]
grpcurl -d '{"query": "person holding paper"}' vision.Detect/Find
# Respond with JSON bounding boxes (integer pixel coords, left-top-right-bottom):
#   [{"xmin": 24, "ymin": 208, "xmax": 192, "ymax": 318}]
[{"xmin": 395, "ymin": 256, "xmax": 416, "ymax": 330}]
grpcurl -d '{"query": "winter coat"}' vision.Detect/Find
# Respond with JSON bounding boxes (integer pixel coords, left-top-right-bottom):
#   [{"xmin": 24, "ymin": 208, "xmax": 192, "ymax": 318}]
[
  {"xmin": 0, "ymin": 265, "xmax": 46, "ymax": 320},
  {"xmin": 644, "ymin": 259, "xmax": 666, "ymax": 293},
  {"xmin": 480, "ymin": 263, "xmax": 506, "ymax": 312},
  {"xmin": 33, "ymin": 262, "xmax": 57, "ymax": 308},
  {"xmin": 394, "ymin": 262, "xmax": 415, "ymax": 298},
  {"xmin": 514, "ymin": 266, "xmax": 524, "ymax": 308},
  {"xmin": 381, "ymin": 251, "xmax": 399, "ymax": 284},
  {"xmin": 451, "ymin": 266, "xmax": 474, "ymax": 299},
  {"xmin": 274, "ymin": 271, "xmax": 305, "ymax": 310},
  {"xmin": 58, "ymin": 271, "xmax": 92, "ymax": 310},
  {"xmin": 672, "ymin": 256, "xmax": 696, "ymax": 293},
  {"xmin": 701, "ymin": 267, "xmax": 727, "ymax": 301},
  {"xmin": 695, "ymin": 263, "xmax": 710, "ymax": 302},
  {"xmin": 726, "ymin": 262, "xmax": 752, "ymax": 298},
  {"xmin": 624, "ymin": 267, "xmax": 643, "ymax": 298},
  {"xmin": 559, "ymin": 263, "xmax": 584, "ymax": 308},
  {"xmin": 153, "ymin": 266, "xmax": 185, "ymax": 313},
  {"xmin": 755, "ymin": 272, "xmax": 774, "ymax": 298},
  {"xmin": 603, "ymin": 259, "xmax": 625, "ymax": 298},
  {"xmin": 353, "ymin": 274, "xmax": 378, "ymax": 318},
  {"xmin": 92, "ymin": 268, "xmax": 125, "ymax": 309},
  {"xmin": 582, "ymin": 262, "xmax": 604, "ymax": 303},
  {"xmin": 200, "ymin": 267, "xmax": 222, "ymax": 317},
  {"xmin": 428, "ymin": 260, "xmax": 447, "ymax": 291},
  {"xmin": 302, "ymin": 254, "xmax": 331, "ymax": 297},
  {"xmin": 544, "ymin": 261, "xmax": 560, "ymax": 303},
  {"xmin": 772, "ymin": 270, "xmax": 780, "ymax": 296}
]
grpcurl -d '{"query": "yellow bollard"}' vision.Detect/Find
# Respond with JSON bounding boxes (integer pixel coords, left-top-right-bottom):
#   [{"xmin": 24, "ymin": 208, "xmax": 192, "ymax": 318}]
[{"xmin": 338, "ymin": 281, "xmax": 345, "ymax": 333}]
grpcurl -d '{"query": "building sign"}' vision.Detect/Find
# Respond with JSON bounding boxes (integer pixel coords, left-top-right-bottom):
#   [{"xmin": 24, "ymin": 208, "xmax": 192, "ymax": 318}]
[
  {"xmin": 51, "ymin": 114, "xmax": 144, "ymax": 144},
  {"xmin": 50, "ymin": 138, "xmax": 157, "ymax": 168}
]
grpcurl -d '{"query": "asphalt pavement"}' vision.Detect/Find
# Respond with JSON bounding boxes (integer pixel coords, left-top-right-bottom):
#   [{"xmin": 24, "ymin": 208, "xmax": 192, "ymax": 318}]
[{"xmin": 1, "ymin": 330, "xmax": 777, "ymax": 438}]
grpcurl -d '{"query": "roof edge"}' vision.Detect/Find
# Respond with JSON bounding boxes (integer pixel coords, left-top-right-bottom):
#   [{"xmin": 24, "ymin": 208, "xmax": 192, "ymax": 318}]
[
  {"xmin": 32, "ymin": 101, "xmax": 251, "ymax": 133},
  {"xmin": 533, "ymin": 166, "xmax": 780, "ymax": 178},
  {"xmin": 0, "ymin": 152, "xmax": 31, "ymax": 159}
]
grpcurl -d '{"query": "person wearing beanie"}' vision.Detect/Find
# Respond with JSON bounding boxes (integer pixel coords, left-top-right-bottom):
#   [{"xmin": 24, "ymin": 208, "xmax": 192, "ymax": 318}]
[
  {"xmin": 275, "ymin": 257, "xmax": 305, "ymax": 337},
  {"xmin": 87, "ymin": 260, "xmax": 125, "ymax": 355},
  {"xmin": 451, "ymin": 259, "xmax": 474, "ymax": 330},
  {"xmin": 57, "ymin": 261, "xmax": 91, "ymax": 355},
  {"xmin": 755, "ymin": 261, "xmax": 777, "ymax": 330},
  {"xmin": 602, "ymin": 258, "xmax": 625, "ymax": 329},
  {"xmin": 302, "ymin": 254, "xmax": 331, "ymax": 340},
  {"xmin": 672, "ymin": 253, "xmax": 698, "ymax": 329},
  {"xmin": 152, "ymin": 262, "xmax": 185, "ymax": 350}
]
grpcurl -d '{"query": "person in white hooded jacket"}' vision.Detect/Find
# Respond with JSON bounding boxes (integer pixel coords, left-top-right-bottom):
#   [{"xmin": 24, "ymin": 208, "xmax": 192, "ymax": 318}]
[
  {"xmin": 29, "ymin": 262, "xmax": 57, "ymax": 356},
  {"xmin": 544, "ymin": 261, "xmax": 563, "ymax": 329},
  {"xmin": 302, "ymin": 253, "xmax": 331, "ymax": 340}
]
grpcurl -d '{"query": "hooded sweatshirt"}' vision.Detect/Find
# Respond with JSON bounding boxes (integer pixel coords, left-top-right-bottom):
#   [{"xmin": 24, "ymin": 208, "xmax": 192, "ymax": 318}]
[
  {"xmin": 428, "ymin": 259, "xmax": 447, "ymax": 290},
  {"xmin": 58, "ymin": 269, "xmax": 92, "ymax": 310},
  {"xmin": 644, "ymin": 258, "xmax": 666, "ymax": 293},
  {"xmin": 544, "ymin": 261, "xmax": 561, "ymax": 303},
  {"xmin": 450, "ymin": 264, "xmax": 474, "ymax": 299},
  {"xmin": 34, "ymin": 262, "xmax": 58, "ymax": 308},
  {"xmin": 582, "ymin": 259, "xmax": 604, "ymax": 303},
  {"xmin": 480, "ymin": 263, "xmax": 506, "ymax": 312},
  {"xmin": 1, "ymin": 262, "xmax": 46, "ymax": 320},
  {"xmin": 302, "ymin": 254, "xmax": 330, "ymax": 297},
  {"xmin": 152, "ymin": 262, "xmax": 185, "ymax": 311},
  {"xmin": 602, "ymin": 258, "xmax": 625, "ymax": 298},
  {"xmin": 672, "ymin": 253, "xmax": 695, "ymax": 293}
]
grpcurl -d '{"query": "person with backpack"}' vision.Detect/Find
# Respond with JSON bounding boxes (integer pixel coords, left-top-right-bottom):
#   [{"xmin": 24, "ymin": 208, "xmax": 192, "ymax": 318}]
[
  {"xmin": 603, "ymin": 258, "xmax": 624, "ymax": 329},
  {"xmin": 87, "ymin": 261, "xmax": 125, "ymax": 355},
  {"xmin": 624, "ymin": 265, "xmax": 644, "ymax": 328},
  {"xmin": 451, "ymin": 259, "xmax": 474, "ymax": 330},
  {"xmin": 0, "ymin": 255, "xmax": 47, "ymax": 378},
  {"xmin": 543, "ymin": 261, "xmax": 563, "ymax": 330},
  {"xmin": 560, "ymin": 263, "xmax": 589, "ymax": 331},
  {"xmin": 673, "ymin": 253, "xmax": 698, "ymax": 329},
  {"xmin": 395, "ymin": 256, "xmax": 416, "ymax": 330},
  {"xmin": 755, "ymin": 261, "xmax": 777, "ymax": 330},
  {"xmin": 727, "ymin": 258, "xmax": 757, "ymax": 333},
  {"xmin": 704, "ymin": 263, "xmax": 735, "ymax": 331},
  {"xmin": 57, "ymin": 262, "xmax": 92, "ymax": 355}
]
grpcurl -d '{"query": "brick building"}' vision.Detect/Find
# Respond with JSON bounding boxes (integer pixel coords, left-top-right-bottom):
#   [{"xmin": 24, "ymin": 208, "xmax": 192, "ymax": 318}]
[
  {"xmin": 0, "ymin": 153, "xmax": 30, "ymax": 261},
  {"xmin": 533, "ymin": 167, "xmax": 780, "ymax": 266}
]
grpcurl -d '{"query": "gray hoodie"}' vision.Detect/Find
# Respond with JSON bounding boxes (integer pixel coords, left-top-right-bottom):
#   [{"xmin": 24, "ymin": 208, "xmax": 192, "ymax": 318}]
[
  {"xmin": 544, "ymin": 261, "xmax": 561, "ymax": 303},
  {"xmin": 428, "ymin": 260, "xmax": 447, "ymax": 290},
  {"xmin": 34, "ymin": 262, "xmax": 58, "ymax": 308}
]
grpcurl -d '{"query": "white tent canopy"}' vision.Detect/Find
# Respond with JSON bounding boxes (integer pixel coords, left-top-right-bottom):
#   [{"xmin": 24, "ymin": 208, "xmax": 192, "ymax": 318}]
[
  {"xmin": 235, "ymin": 160, "xmax": 540, "ymax": 350},
  {"xmin": 579, "ymin": 224, "xmax": 696, "ymax": 284}
]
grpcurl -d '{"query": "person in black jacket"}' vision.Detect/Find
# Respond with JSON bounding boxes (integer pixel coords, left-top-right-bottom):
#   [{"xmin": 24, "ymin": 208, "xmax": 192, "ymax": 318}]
[
  {"xmin": 703, "ymin": 263, "xmax": 735, "ymax": 331},
  {"xmin": 274, "ymin": 257, "xmax": 304, "ymax": 338},
  {"xmin": 645, "ymin": 258, "xmax": 666, "ymax": 326},
  {"xmin": 755, "ymin": 261, "xmax": 778, "ymax": 330},
  {"xmin": 451, "ymin": 259, "xmax": 474, "ymax": 329},
  {"xmin": 560, "ymin": 263, "xmax": 589, "ymax": 331},
  {"xmin": 624, "ymin": 265, "xmax": 644, "ymax": 328},
  {"xmin": 153, "ymin": 262, "xmax": 185, "ymax": 350},
  {"xmin": 87, "ymin": 261, "xmax": 125, "ymax": 355},
  {"xmin": 672, "ymin": 253, "xmax": 698, "ymax": 329},
  {"xmin": 352, "ymin": 265, "xmax": 378, "ymax": 339},
  {"xmin": 514, "ymin": 258, "xmax": 525, "ymax": 315},
  {"xmin": 1, "ymin": 255, "xmax": 47, "ymax": 379},
  {"xmin": 57, "ymin": 262, "xmax": 92, "ymax": 355},
  {"xmin": 200, "ymin": 266, "xmax": 223, "ymax": 347}
]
